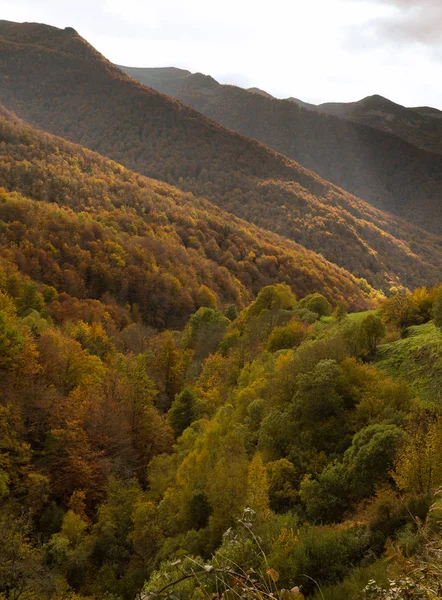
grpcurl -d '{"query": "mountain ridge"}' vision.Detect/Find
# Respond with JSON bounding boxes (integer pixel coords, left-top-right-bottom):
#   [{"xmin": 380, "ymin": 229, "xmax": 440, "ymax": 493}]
[
  {"xmin": 119, "ymin": 64, "xmax": 442, "ymax": 235},
  {"xmin": 1, "ymin": 20, "xmax": 441, "ymax": 292}
]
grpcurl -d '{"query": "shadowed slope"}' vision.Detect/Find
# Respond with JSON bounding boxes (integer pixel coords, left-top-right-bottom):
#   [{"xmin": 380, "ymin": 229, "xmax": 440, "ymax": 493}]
[{"xmin": 121, "ymin": 65, "xmax": 442, "ymax": 236}]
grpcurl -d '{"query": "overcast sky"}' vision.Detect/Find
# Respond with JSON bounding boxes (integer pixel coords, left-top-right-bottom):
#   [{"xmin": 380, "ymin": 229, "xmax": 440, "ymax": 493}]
[{"xmin": 1, "ymin": 0, "xmax": 441, "ymax": 108}]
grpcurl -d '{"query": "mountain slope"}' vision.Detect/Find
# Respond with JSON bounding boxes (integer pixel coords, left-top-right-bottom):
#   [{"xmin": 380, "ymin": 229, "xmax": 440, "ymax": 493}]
[
  {"xmin": 0, "ymin": 103, "xmax": 378, "ymax": 326},
  {"xmin": 119, "ymin": 65, "xmax": 442, "ymax": 236},
  {"xmin": 317, "ymin": 95, "xmax": 442, "ymax": 156},
  {"xmin": 0, "ymin": 20, "xmax": 441, "ymax": 291}
]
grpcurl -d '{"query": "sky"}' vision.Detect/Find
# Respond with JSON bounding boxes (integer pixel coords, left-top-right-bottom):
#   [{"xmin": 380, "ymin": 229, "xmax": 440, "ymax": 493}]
[{"xmin": 1, "ymin": 0, "xmax": 441, "ymax": 108}]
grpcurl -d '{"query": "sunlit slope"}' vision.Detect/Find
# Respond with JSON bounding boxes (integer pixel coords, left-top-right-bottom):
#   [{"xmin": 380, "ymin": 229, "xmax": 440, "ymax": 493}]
[
  {"xmin": 0, "ymin": 21, "xmax": 441, "ymax": 290},
  {"xmin": 0, "ymin": 105, "xmax": 377, "ymax": 327}
]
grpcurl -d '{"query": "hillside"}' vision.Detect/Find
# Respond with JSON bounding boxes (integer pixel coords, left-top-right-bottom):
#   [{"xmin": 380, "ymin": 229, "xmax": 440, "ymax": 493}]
[
  {"xmin": 119, "ymin": 65, "xmax": 442, "ymax": 235},
  {"xmin": 317, "ymin": 95, "xmax": 442, "ymax": 156},
  {"xmin": 376, "ymin": 322, "xmax": 442, "ymax": 405},
  {"xmin": 2, "ymin": 272, "xmax": 441, "ymax": 598},
  {"xmin": 0, "ymin": 104, "xmax": 379, "ymax": 328},
  {"xmin": 0, "ymin": 22, "xmax": 441, "ymax": 292}
]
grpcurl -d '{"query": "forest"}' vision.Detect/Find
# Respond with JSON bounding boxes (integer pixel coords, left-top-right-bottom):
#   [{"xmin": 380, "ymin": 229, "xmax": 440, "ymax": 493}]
[
  {"xmin": 1, "ymin": 17, "xmax": 442, "ymax": 600},
  {"xmin": 0, "ymin": 109, "xmax": 440, "ymax": 599},
  {"xmin": 1, "ymin": 258, "xmax": 442, "ymax": 598}
]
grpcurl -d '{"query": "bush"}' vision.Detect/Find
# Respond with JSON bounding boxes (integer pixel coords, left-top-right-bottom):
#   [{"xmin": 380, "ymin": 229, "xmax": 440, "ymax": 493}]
[
  {"xmin": 269, "ymin": 525, "xmax": 371, "ymax": 594},
  {"xmin": 298, "ymin": 293, "xmax": 332, "ymax": 317}
]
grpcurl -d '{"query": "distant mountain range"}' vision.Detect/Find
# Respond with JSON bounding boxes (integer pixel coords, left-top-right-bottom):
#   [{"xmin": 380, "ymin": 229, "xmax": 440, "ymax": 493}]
[
  {"xmin": 308, "ymin": 95, "xmax": 442, "ymax": 156},
  {"xmin": 0, "ymin": 20, "xmax": 441, "ymax": 296},
  {"xmin": 119, "ymin": 65, "xmax": 442, "ymax": 236}
]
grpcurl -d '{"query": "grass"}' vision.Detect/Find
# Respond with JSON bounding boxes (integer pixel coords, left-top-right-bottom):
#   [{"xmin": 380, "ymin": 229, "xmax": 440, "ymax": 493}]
[
  {"xmin": 376, "ymin": 322, "xmax": 442, "ymax": 406},
  {"xmin": 320, "ymin": 311, "xmax": 374, "ymax": 325},
  {"xmin": 310, "ymin": 559, "xmax": 389, "ymax": 600}
]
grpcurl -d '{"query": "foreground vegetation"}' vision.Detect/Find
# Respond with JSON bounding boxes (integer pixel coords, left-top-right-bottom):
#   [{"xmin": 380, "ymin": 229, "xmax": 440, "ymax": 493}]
[{"xmin": 1, "ymin": 271, "xmax": 442, "ymax": 599}]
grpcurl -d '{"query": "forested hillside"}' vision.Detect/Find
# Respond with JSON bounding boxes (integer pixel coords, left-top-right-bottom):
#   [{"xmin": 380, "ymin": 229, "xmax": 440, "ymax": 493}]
[
  {"xmin": 2, "ymin": 235, "xmax": 442, "ymax": 598},
  {"xmin": 0, "ymin": 106, "xmax": 377, "ymax": 328},
  {"xmin": 1, "ymin": 21, "xmax": 441, "ymax": 291},
  {"xmin": 120, "ymin": 65, "xmax": 442, "ymax": 235}
]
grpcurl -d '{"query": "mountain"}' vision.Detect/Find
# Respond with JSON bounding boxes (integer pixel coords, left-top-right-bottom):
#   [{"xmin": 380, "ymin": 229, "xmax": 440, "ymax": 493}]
[
  {"xmin": 286, "ymin": 97, "xmax": 318, "ymax": 110},
  {"xmin": 0, "ymin": 104, "xmax": 378, "ymax": 327},
  {"xmin": 246, "ymin": 87, "xmax": 274, "ymax": 99},
  {"xmin": 317, "ymin": 95, "xmax": 442, "ymax": 156},
  {"xmin": 118, "ymin": 64, "xmax": 442, "ymax": 236},
  {"xmin": 1, "ymin": 20, "xmax": 441, "ymax": 292}
]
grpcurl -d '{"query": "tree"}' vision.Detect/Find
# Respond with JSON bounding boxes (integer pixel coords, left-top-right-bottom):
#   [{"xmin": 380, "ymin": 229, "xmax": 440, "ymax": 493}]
[
  {"xmin": 182, "ymin": 308, "xmax": 229, "ymax": 363},
  {"xmin": 299, "ymin": 464, "xmax": 350, "ymax": 524},
  {"xmin": 0, "ymin": 311, "xmax": 24, "ymax": 372},
  {"xmin": 266, "ymin": 459, "xmax": 299, "ymax": 513},
  {"xmin": 225, "ymin": 304, "xmax": 238, "ymax": 321},
  {"xmin": 196, "ymin": 285, "xmax": 217, "ymax": 309},
  {"xmin": 361, "ymin": 313, "xmax": 385, "ymax": 356},
  {"xmin": 293, "ymin": 360, "xmax": 345, "ymax": 423},
  {"xmin": 246, "ymin": 284, "xmax": 296, "ymax": 320},
  {"xmin": 0, "ymin": 514, "xmax": 48, "ymax": 599},
  {"xmin": 298, "ymin": 293, "xmax": 332, "ymax": 317},
  {"xmin": 381, "ymin": 292, "xmax": 421, "ymax": 330},
  {"xmin": 168, "ymin": 388, "xmax": 198, "ymax": 437},
  {"xmin": 267, "ymin": 320, "xmax": 309, "ymax": 352},
  {"xmin": 246, "ymin": 453, "xmax": 271, "ymax": 522},
  {"xmin": 344, "ymin": 423, "xmax": 401, "ymax": 498},
  {"xmin": 394, "ymin": 411, "xmax": 442, "ymax": 494},
  {"xmin": 334, "ymin": 301, "xmax": 348, "ymax": 321},
  {"xmin": 16, "ymin": 282, "xmax": 44, "ymax": 316}
]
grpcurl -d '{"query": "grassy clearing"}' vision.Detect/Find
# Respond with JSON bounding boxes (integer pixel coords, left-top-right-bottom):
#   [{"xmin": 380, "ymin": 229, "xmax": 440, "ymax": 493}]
[{"xmin": 376, "ymin": 322, "xmax": 442, "ymax": 406}]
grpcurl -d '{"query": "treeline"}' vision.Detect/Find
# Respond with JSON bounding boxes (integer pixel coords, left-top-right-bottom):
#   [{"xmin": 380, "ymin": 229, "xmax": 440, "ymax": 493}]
[
  {"xmin": 1, "ymin": 276, "xmax": 442, "ymax": 599},
  {"xmin": 0, "ymin": 22, "xmax": 441, "ymax": 290}
]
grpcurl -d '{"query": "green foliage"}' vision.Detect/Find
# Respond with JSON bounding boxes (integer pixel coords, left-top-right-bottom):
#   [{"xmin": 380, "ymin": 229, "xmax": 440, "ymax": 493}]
[
  {"xmin": 16, "ymin": 282, "xmax": 44, "ymax": 316},
  {"xmin": 344, "ymin": 424, "xmax": 401, "ymax": 498},
  {"xmin": 269, "ymin": 524, "xmax": 371, "ymax": 594},
  {"xmin": 168, "ymin": 388, "xmax": 198, "ymax": 437},
  {"xmin": 293, "ymin": 360, "xmax": 345, "ymax": 422},
  {"xmin": 267, "ymin": 320, "xmax": 309, "ymax": 352},
  {"xmin": 298, "ymin": 293, "xmax": 332, "ymax": 317},
  {"xmin": 246, "ymin": 284, "xmax": 297, "ymax": 319},
  {"xmin": 0, "ymin": 310, "xmax": 24, "ymax": 371},
  {"xmin": 267, "ymin": 459, "xmax": 299, "ymax": 513},
  {"xmin": 225, "ymin": 304, "xmax": 238, "ymax": 321},
  {"xmin": 334, "ymin": 300, "xmax": 348, "ymax": 321},
  {"xmin": 300, "ymin": 464, "xmax": 350, "ymax": 524},
  {"xmin": 361, "ymin": 313, "xmax": 386, "ymax": 355}
]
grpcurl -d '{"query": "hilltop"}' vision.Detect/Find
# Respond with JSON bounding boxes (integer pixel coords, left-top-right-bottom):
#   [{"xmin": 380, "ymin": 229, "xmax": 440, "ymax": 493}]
[
  {"xmin": 317, "ymin": 94, "xmax": 442, "ymax": 155},
  {"xmin": 0, "ymin": 21, "xmax": 441, "ymax": 292},
  {"xmin": 119, "ymin": 64, "xmax": 442, "ymax": 235}
]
